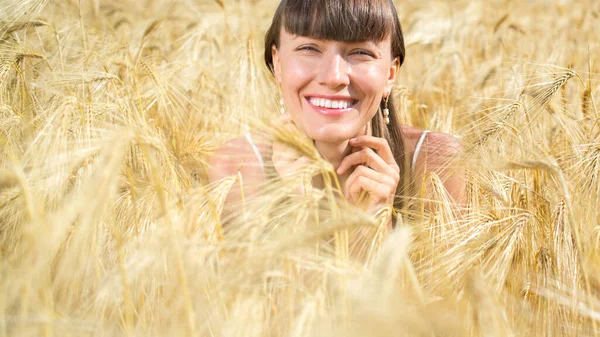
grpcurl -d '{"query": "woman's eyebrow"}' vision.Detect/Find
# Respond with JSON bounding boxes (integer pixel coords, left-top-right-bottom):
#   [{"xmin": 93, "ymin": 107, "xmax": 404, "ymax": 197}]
[
  {"xmin": 292, "ymin": 36, "xmax": 319, "ymax": 42},
  {"xmin": 347, "ymin": 41, "xmax": 383, "ymax": 52},
  {"xmin": 348, "ymin": 40, "xmax": 379, "ymax": 47}
]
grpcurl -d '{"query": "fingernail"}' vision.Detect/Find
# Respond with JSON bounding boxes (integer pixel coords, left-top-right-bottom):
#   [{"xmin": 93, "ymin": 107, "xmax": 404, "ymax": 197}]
[{"xmin": 349, "ymin": 137, "xmax": 356, "ymax": 142}]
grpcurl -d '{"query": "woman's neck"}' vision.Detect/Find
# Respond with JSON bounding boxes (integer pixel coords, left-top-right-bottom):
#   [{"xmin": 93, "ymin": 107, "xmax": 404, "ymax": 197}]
[
  {"xmin": 312, "ymin": 125, "xmax": 370, "ymax": 188},
  {"xmin": 312, "ymin": 139, "xmax": 354, "ymax": 191},
  {"xmin": 313, "ymin": 139, "xmax": 352, "ymax": 172}
]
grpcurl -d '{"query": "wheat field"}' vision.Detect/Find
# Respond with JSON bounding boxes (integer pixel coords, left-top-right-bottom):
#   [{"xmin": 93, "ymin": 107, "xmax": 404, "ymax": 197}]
[{"xmin": 1, "ymin": 0, "xmax": 600, "ymax": 336}]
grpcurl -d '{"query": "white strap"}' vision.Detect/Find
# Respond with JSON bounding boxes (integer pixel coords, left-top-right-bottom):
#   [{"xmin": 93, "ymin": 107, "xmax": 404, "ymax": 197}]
[
  {"xmin": 244, "ymin": 133, "xmax": 266, "ymax": 176},
  {"xmin": 411, "ymin": 130, "xmax": 430, "ymax": 176}
]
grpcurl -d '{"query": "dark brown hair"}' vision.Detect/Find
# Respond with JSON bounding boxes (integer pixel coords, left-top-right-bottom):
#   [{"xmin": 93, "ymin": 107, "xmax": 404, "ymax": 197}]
[{"xmin": 264, "ymin": 0, "xmax": 409, "ymax": 211}]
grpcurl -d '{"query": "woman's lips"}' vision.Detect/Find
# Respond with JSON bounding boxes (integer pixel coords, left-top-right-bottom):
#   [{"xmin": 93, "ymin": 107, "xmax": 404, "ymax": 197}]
[{"xmin": 305, "ymin": 96, "xmax": 358, "ymax": 116}]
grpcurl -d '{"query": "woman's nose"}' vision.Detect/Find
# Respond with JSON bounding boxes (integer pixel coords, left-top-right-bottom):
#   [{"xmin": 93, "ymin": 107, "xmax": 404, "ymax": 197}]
[{"xmin": 316, "ymin": 54, "xmax": 350, "ymax": 89}]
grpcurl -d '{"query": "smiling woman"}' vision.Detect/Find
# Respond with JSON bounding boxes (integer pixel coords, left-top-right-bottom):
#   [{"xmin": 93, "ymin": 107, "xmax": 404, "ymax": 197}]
[{"xmin": 209, "ymin": 0, "xmax": 465, "ymax": 225}]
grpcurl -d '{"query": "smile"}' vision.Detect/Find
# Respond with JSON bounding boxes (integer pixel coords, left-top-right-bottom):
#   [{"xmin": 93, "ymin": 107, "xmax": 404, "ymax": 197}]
[{"xmin": 306, "ymin": 96, "xmax": 358, "ymax": 116}]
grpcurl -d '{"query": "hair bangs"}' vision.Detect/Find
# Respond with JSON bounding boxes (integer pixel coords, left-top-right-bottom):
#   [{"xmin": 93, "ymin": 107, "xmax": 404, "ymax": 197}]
[{"xmin": 281, "ymin": 0, "xmax": 394, "ymax": 43}]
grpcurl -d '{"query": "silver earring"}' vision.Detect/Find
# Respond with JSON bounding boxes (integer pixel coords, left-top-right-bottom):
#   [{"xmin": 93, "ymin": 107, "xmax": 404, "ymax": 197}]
[
  {"xmin": 383, "ymin": 96, "xmax": 390, "ymax": 125},
  {"xmin": 279, "ymin": 98, "xmax": 285, "ymax": 115}
]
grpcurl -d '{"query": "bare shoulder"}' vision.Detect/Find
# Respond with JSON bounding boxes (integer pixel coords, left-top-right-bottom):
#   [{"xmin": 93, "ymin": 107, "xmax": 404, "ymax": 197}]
[
  {"xmin": 401, "ymin": 125, "xmax": 461, "ymax": 162},
  {"xmin": 422, "ymin": 131, "xmax": 462, "ymax": 160},
  {"xmin": 400, "ymin": 125, "xmax": 425, "ymax": 141},
  {"xmin": 401, "ymin": 125, "xmax": 465, "ymax": 203},
  {"xmin": 208, "ymin": 133, "xmax": 270, "ymax": 183}
]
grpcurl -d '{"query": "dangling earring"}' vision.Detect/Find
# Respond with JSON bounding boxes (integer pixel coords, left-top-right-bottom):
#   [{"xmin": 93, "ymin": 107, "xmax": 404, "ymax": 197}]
[
  {"xmin": 383, "ymin": 96, "xmax": 390, "ymax": 125},
  {"xmin": 279, "ymin": 98, "xmax": 285, "ymax": 115}
]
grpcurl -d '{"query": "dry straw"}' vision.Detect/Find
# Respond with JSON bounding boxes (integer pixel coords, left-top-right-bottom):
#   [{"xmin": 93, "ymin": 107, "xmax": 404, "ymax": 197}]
[{"xmin": 1, "ymin": 0, "xmax": 600, "ymax": 336}]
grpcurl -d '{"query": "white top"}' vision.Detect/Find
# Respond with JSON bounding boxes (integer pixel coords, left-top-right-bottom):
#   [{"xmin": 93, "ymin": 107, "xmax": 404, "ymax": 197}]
[
  {"xmin": 244, "ymin": 130, "xmax": 430, "ymax": 179},
  {"xmin": 244, "ymin": 133, "xmax": 266, "ymax": 176},
  {"xmin": 411, "ymin": 130, "xmax": 430, "ymax": 177}
]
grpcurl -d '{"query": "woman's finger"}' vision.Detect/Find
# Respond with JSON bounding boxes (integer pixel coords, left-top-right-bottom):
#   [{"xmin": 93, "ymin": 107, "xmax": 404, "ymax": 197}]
[
  {"xmin": 344, "ymin": 165, "xmax": 395, "ymax": 198},
  {"xmin": 337, "ymin": 147, "xmax": 398, "ymax": 177},
  {"xmin": 347, "ymin": 176, "xmax": 392, "ymax": 205},
  {"xmin": 272, "ymin": 141, "xmax": 299, "ymax": 162},
  {"xmin": 279, "ymin": 156, "xmax": 312, "ymax": 177},
  {"xmin": 344, "ymin": 165, "xmax": 394, "ymax": 191},
  {"xmin": 279, "ymin": 112, "xmax": 293, "ymax": 124},
  {"xmin": 349, "ymin": 136, "xmax": 395, "ymax": 164}
]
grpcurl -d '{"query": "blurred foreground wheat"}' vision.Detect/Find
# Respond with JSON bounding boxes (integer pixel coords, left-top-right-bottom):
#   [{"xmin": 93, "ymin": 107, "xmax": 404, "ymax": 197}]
[{"xmin": 1, "ymin": 0, "xmax": 600, "ymax": 336}]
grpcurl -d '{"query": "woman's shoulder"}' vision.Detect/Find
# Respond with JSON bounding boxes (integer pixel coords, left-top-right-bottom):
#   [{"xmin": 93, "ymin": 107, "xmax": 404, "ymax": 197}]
[
  {"xmin": 208, "ymin": 133, "xmax": 271, "ymax": 183},
  {"xmin": 401, "ymin": 125, "xmax": 465, "ymax": 202},
  {"xmin": 401, "ymin": 125, "xmax": 461, "ymax": 159}
]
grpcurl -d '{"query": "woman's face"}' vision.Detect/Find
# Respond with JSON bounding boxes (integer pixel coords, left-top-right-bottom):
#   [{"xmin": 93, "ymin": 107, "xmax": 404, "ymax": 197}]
[{"xmin": 272, "ymin": 28, "xmax": 399, "ymax": 143}]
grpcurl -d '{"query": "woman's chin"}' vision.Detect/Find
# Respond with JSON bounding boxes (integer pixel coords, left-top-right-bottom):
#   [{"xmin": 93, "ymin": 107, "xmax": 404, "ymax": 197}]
[
  {"xmin": 306, "ymin": 128, "xmax": 360, "ymax": 144},
  {"xmin": 293, "ymin": 119, "xmax": 367, "ymax": 144}
]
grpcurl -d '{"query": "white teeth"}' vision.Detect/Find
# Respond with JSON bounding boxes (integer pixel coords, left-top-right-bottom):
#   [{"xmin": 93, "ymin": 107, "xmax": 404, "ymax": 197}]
[{"xmin": 308, "ymin": 97, "xmax": 354, "ymax": 109}]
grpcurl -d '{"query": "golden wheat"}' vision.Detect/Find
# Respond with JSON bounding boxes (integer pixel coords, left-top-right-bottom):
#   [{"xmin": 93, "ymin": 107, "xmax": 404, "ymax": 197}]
[{"xmin": 1, "ymin": 0, "xmax": 600, "ymax": 336}]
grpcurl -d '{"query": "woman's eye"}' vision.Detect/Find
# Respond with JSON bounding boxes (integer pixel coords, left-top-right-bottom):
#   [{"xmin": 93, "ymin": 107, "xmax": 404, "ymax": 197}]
[
  {"xmin": 297, "ymin": 46, "xmax": 319, "ymax": 52},
  {"xmin": 352, "ymin": 50, "xmax": 375, "ymax": 57}
]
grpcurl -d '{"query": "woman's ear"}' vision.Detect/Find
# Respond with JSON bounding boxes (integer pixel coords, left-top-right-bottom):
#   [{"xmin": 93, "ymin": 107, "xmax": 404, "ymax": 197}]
[
  {"xmin": 272, "ymin": 45, "xmax": 282, "ymax": 84},
  {"xmin": 384, "ymin": 57, "xmax": 400, "ymax": 94}
]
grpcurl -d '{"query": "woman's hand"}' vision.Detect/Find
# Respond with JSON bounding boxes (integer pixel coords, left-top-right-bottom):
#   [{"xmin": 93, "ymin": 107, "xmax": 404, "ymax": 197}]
[
  {"xmin": 272, "ymin": 114, "xmax": 311, "ymax": 194},
  {"xmin": 337, "ymin": 136, "xmax": 400, "ymax": 214}
]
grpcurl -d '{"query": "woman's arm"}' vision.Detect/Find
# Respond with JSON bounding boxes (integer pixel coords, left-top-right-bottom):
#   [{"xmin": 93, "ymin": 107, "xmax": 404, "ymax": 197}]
[
  {"xmin": 208, "ymin": 136, "xmax": 268, "ymax": 218},
  {"xmin": 412, "ymin": 131, "xmax": 466, "ymax": 206},
  {"xmin": 208, "ymin": 129, "xmax": 311, "ymax": 220}
]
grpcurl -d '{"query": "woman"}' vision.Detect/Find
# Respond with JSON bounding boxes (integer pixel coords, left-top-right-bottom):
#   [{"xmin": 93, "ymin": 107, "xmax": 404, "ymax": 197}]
[{"xmin": 209, "ymin": 0, "xmax": 465, "ymax": 225}]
